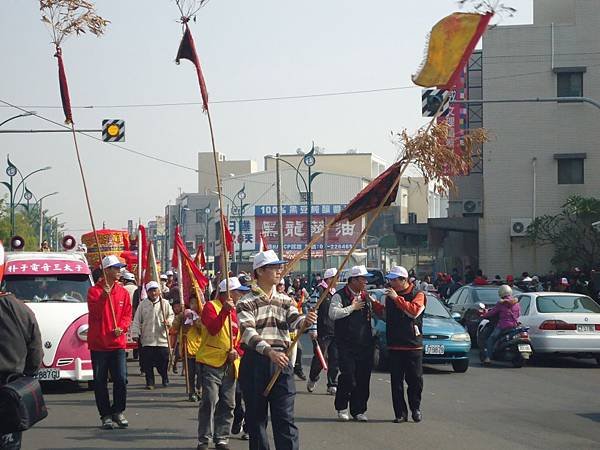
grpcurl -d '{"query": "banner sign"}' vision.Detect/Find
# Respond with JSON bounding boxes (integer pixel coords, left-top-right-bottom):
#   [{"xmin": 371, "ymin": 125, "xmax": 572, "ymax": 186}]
[{"xmin": 6, "ymin": 259, "xmax": 91, "ymax": 275}]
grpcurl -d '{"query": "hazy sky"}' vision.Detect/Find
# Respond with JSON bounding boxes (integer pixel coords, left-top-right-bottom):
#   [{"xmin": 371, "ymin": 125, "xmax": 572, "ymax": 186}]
[{"xmin": 1, "ymin": 0, "xmax": 532, "ymax": 237}]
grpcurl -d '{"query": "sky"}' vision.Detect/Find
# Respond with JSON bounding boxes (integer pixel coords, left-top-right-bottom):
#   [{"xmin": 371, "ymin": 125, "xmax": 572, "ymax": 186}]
[{"xmin": 0, "ymin": 0, "xmax": 533, "ymax": 238}]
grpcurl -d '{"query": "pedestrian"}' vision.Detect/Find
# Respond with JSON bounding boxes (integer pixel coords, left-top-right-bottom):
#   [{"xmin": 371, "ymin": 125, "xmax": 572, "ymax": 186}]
[
  {"xmin": 0, "ymin": 293, "xmax": 43, "ymax": 450},
  {"xmin": 131, "ymin": 281, "xmax": 174, "ymax": 390},
  {"xmin": 556, "ymin": 277, "xmax": 569, "ymax": 292},
  {"xmin": 287, "ymin": 278, "xmax": 309, "ymax": 380},
  {"xmin": 196, "ymin": 277, "xmax": 248, "ymax": 450},
  {"xmin": 171, "ymin": 293, "xmax": 203, "ymax": 401},
  {"xmin": 87, "ymin": 255, "xmax": 132, "ymax": 430},
  {"xmin": 383, "ymin": 266, "xmax": 426, "ymax": 423},
  {"xmin": 329, "ymin": 265, "xmax": 381, "ymax": 422},
  {"xmin": 306, "ymin": 267, "xmax": 339, "ymax": 396},
  {"xmin": 237, "ymin": 250, "xmax": 317, "ymax": 450},
  {"xmin": 160, "ymin": 274, "xmax": 170, "ymax": 296}
]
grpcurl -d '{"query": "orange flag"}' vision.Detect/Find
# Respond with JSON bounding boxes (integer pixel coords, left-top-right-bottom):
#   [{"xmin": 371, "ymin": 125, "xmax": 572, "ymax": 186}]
[{"xmin": 412, "ymin": 12, "xmax": 492, "ymax": 89}]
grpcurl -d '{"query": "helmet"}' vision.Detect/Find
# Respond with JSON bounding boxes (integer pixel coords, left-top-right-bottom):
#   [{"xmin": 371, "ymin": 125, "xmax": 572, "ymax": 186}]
[{"xmin": 498, "ymin": 284, "xmax": 512, "ymax": 298}]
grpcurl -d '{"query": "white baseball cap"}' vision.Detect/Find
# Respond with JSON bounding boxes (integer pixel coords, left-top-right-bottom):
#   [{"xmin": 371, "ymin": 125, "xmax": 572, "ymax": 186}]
[
  {"xmin": 122, "ymin": 272, "xmax": 136, "ymax": 282},
  {"xmin": 160, "ymin": 274, "xmax": 168, "ymax": 280},
  {"xmin": 218, "ymin": 277, "xmax": 251, "ymax": 292},
  {"xmin": 253, "ymin": 250, "xmax": 286, "ymax": 270},
  {"xmin": 348, "ymin": 265, "xmax": 372, "ymax": 278},
  {"xmin": 560, "ymin": 277, "xmax": 569, "ymax": 285},
  {"xmin": 166, "ymin": 270, "xmax": 174, "ymax": 276},
  {"xmin": 145, "ymin": 281, "xmax": 160, "ymax": 291},
  {"xmin": 386, "ymin": 266, "xmax": 409, "ymax": 280},
  {"xmin": 101, "ymin": 255, "xmax": 126, "ymax": 269},
  {"xmin": 522, "ymin": 276, "xmax": 533, "ymax": 282},
  {"xmin": 323, "ymin": 268, "xmax": 338, "ymax": 279}
]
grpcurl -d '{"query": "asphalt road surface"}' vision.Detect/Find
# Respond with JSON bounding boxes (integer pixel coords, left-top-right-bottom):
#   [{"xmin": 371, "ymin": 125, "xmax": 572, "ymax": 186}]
[{"xmin": 26, "ymin": 347, "xmax": 600, "ymax": 450}]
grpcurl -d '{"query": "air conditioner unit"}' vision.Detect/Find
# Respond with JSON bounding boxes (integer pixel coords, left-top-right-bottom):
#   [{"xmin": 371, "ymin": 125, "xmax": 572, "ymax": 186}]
[
  {"xmin": 462, "ymin": 199, "xmax": 482, "ymax": 215},
  {"xmin": 510, "ymin": 218, "xmax": 532, "ymax": 237}
]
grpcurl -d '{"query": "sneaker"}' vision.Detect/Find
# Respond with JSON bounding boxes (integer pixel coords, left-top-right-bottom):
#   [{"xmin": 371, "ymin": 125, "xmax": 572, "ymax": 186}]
[
  {"xmin": 337, "ymin": 410, "xmax": 350, "ymax": 421},
  {"xmin": 327, "ymin": 386, "xmax": 337, "ymax": 396},
  {"xmin": 189, "ymin": 393, "xmax": 199, "ymax": 402},
  {"xmin": 145, "ymin": 385, "xmax": 155, "ymax": 390},
  {"xmin": 241, "ymin": 432, "xmax": 250, "ymax": 440},
  {"xmin": 306, "ymin": 380, "xmax": 317, "ymax": 393},
  {"xmin": 215, "ymin": 442, "xmax": 231, "ymax": 450},
  {"xmin": 294, "ymin": 370, "xmax": 307, "ymax": 381},
  {"xmin": 100, "ymin": 415, "xmax": 114, "ymax": 430},
  {"xmin": 412, "ymin": 409, "xmax": 422, "ymax": 423},
  {"xmin": 353, "ymin": 413, "xmax": 368, "ymax": 422},
  {"xmin": 172, "ymin": 366, "xmax": 178, "ymax": 374},
  {"xmin": 393, "ymin": 415, "xmax": 408, "ymax": 423},
  {"xmin": 483, "ymin": 357, "xmax": 491, "ymax": 365},
  {"xmin": 162, "ymin": 380, "xmax": 170, "ymax": 387},
  {"xmin": 112, "ymin": 412, "xmax": 129, "ymax": 428}
]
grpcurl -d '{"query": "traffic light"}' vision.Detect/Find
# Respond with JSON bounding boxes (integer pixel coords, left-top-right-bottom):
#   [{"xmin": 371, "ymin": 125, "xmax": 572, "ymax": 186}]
[
  {"xmin": 102, "ymin": 119, "xmax": 125, "ymax": 142},
  {"xmin": 421, "ymin": 89, "xmax": 449, "ymax": 117}
]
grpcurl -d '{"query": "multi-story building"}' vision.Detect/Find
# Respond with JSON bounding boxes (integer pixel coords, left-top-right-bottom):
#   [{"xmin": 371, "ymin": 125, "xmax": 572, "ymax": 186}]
[{"xmin": 480, "ymin": 0, "xmax": 600, "ymax": 276}]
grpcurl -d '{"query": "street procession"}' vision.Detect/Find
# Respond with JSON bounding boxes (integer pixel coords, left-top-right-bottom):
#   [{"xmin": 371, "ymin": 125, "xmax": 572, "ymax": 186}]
[{"xmin": 2, "ymin": 1, "xmax": 600, "ymax": 449}]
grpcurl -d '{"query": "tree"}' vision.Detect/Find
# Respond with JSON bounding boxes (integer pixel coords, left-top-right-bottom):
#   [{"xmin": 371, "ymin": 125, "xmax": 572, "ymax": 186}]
[
  {"xmin": 527, "ymin": 195, "xmax": 600, "ymax": 272},
  {"xmin": 0, "ymin": 197, "xmax": 41, "ymax": 251}
]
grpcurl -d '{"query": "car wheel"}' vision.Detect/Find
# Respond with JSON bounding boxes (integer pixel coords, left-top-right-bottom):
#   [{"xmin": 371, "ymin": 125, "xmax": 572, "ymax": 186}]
[{"xmin": 452, "ymin": 360, "xmax": 469, "ymax": 373}]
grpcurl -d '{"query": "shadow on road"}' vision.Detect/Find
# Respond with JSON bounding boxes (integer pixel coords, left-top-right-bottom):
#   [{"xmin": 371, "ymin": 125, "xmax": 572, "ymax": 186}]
[{"xmin": 577, "ymin": 413, "xmax": 600, "ymax": 423}]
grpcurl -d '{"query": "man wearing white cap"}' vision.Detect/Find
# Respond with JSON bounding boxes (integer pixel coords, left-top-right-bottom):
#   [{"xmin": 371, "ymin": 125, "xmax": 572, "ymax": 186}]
[
  {"xmin": 329, "ymin": 265, "xmax": 382, "ymax": 422},
  {"xmin": 196, "ymin": 277, "xmax": 249, "ymax": 450},
  {"xmin": 384, "ymin": 265, "xmax": 426, "ymax": 423},
  {"xmin": 131, "ymin": 281, "xmax": 174, "ymax": 389},
  {"xmin": 237, "ymin": 250, "xmax": 317, "ymax": 450},
  {"xmin": 306, "ymin": 267, "xmax": 339, "ymax": 395},
  {"xmin": 86, "ymin": 255, "xmax": 133, "ymax": 429}
]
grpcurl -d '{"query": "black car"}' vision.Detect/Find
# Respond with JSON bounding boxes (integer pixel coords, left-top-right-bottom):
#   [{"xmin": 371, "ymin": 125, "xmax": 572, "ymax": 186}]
[{"xmin": 445, "ymin": 285, "xmax": 522, "ymax": 341}]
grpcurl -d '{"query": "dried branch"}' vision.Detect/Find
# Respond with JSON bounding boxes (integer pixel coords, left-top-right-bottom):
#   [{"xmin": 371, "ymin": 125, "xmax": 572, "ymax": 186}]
[
  {"xmin": 175, "ymin": 0, "xmax": 211, "ymax": 22},
  {"xmin": 457, "ymin": 0, "xmax": 516, "ymax": 17},
  {"xmin": 39, "ymin": 0, "xmax": 109, "ymax": 47},
  {"xmin": 392, "ymin": 122, "xmax": 488, "ymax": 197}
]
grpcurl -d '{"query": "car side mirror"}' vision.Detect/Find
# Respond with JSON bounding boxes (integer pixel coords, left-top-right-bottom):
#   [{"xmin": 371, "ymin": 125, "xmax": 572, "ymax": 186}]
[{"xmin": 451, "ymin": 312, "xmax": 461, "ymax": 321}]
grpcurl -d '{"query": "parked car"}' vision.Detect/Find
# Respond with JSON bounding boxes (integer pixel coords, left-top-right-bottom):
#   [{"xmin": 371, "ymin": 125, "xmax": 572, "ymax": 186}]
[
  {"xmin": 516, "ymin": 292, "xmax": 600, "ymax": 365},
  {"xmin": 339, "ymin": 268, "xmax": 385, "ymax": 288},
  {"xmin": 445, "ymin": 285, "xmax": 522, "ymax": 341},
  {"xmin": 370, "ymin": 290, "xmax": 472, "ymax": 373}
]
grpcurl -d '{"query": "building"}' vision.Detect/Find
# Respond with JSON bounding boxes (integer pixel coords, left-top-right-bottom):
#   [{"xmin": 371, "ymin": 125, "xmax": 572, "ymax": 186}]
[
  {"xmin": 479, "ymin": 0, "xmax": 600, "ymax": 276},
  {"xmin": 197, "ymin": 152, "xmax": 257, "ymax": 195}
]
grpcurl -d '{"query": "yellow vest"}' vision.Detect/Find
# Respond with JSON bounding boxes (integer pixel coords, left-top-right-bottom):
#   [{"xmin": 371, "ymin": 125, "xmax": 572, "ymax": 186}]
[{"xmin": 196, "ymin": 300, "xmax": 240, "ymax": 377}]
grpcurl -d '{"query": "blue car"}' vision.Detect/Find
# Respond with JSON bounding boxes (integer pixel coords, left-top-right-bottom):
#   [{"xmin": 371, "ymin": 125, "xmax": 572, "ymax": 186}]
[{"xmin": 370, "ymin": 290, "xmax": 472, "ymax": 373}]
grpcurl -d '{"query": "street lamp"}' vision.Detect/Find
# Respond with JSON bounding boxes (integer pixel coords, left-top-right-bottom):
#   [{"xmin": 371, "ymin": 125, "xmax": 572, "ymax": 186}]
[
  {"xmin": 0, "ymin": 111, "xmax": 36, "ymax": 129},
  {"xmin": 33, "ymin": 192, "xmax": 59, "ymax": 247},
  {"xmin": 179, "ymin": 206, "xmax": 190, "ymax": 241},
  {"xmin": 236, "ymin": 185, "xmax": 248, "ymax": 262}
]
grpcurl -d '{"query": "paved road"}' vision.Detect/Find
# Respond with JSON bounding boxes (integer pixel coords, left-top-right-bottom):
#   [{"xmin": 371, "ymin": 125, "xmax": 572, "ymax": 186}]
[{"xmin": 26, "ymin": 348, "xmax": 600, "ymax": 450}]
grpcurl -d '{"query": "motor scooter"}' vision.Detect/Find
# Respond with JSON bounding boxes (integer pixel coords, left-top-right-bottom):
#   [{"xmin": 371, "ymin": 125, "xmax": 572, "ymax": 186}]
[{"xmin": 476, "ymin": 303, "xmax": 533, "ymax": 368}]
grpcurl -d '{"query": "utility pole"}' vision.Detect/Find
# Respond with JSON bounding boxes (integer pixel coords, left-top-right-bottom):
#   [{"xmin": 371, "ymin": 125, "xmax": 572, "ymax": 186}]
[{"xmin": 275, "ymin": 153, "xmax": 284, "ymax": 259}]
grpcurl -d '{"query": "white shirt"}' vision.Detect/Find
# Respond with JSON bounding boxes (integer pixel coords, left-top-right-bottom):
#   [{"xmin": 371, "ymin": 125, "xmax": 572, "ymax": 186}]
[{"xmin": 131, "ymin": 298, "xmax": 174, "ymax": 347}]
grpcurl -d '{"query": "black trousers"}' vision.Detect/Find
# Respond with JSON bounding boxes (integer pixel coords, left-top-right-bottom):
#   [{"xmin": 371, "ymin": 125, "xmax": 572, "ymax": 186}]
[
  {"xmin": 389, "ymin": 350, "xmax": 423, "ymax": 418},
  {"xmin": 308, "ymin": 335, "xmax": 339, "ymax": 387},
  {"xmin": 293, "ymin": 341, "xmax": 303, "ymax": 374},
  {"xmin": 334, "ymin": 345, "xmax": 373, "ymax": 416},
  {"xmin": 232, "ymin": 380, "xmax": 247, "ymax": 432},
  {"xmin": 239, "ymin": 350, "xmax": 299, "ymax": 450},
  {"xmin": 140, "ymin": 346, "xmax": 169, "ymax": 387}
]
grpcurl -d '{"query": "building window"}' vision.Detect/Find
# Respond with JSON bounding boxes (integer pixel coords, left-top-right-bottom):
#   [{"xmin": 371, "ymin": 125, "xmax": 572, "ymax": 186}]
[
  {"xmin": 555, "ymin": 154, "xmax": 585, "ymax": 185},
  {"xmin": 556, "ymin": 71, "xmax": 583, "ymax": 97},
  {"xmin": 196, "ymin": 209, "xmax": 203, "ymax": 223}
]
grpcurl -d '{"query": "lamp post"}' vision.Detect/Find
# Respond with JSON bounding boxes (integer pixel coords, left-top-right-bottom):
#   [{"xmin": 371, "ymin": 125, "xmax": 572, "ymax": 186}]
[
  {"xmin": 179, "ymin": 206, "xmax": 190, "ymax": 242},
  {"xmin": 43, "ymin": 212, "xmax": 63, "ymax": 249},
  {"xmin": 236, "ymin": 185, "xmax": 247, "ymax": 262},
  {"xmin": 0, "ymin": 111, "xmax": 36, "ymax": 129},
  {"xmin": 33, "ymin": 192, "xmax": 59, "ymax": 247}
]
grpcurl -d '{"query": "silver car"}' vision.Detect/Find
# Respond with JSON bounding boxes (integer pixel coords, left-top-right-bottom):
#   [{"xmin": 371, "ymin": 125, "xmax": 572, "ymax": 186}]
[{"xmin": 516, "ymin": 292, "xmax": 600, "ymax": 364}]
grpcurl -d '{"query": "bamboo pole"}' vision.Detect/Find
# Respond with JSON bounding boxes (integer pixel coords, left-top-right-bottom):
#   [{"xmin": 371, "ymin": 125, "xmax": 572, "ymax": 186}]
[
  {"xmin": 263, "ymin": 164, "xmax": 409, "ymax": 396},
  {"xmin": 176, "ymin": 244, "xmax": 191, "ymax": 395}
]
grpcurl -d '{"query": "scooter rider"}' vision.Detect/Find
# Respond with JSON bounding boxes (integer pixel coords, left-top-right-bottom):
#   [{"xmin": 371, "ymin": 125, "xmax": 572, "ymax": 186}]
[{"xmin": 482, "ymin": 285, "xmax": 520, "ymax": 364}]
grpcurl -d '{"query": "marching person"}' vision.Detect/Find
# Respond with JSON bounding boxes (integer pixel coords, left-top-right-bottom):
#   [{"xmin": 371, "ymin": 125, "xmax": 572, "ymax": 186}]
[
  {"xmin": 87, "ymin": 255, "xmax": 132, "ymax": 430},
  {"xmin": 306, "ymin": 267, "xmax": 339, "ymax": 395},
  {"xmin": 196, "ymin": 277, "xmax": 249, "ymax": 450},
  {"xmin": 0, "ymin": 292, "xmax": 43, "ymax": 450},
  {"xmin": 120, "ymin": 272, "xmax": 138, "ymax": 303},
  {"xmin": 171, "ymin": 293, "xmax": 203, "ymax": 402},
  {"xmin": 131, "ymin": 281, "xmax": 174, "ymax": 390},
  {"xmin": 237, "ymin": 250, "xmax": 317, "ymax": 450},
  {"xmin": 384, "ymin": 266, "xmax": 426, "ymax": 423},
  {"xmin": 287, "ymin": 278, "xmax": 309, "ymax": 380},
  {"xmin": 159, "ymin": 274, "xmax": 170, "ymax": 296},
  {"xmin": 329, "ymin": 265, "xmax": 380, "ymax": 422}
]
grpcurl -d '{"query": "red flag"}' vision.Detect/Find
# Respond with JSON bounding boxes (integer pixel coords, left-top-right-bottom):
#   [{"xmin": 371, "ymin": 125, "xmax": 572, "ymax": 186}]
[
  {"xmin": 331, "ymin": 160, "xmax": 402, "ymax": 225},
  {"xmin": 171, "ymin": 227, "xmax": 209, "ymax": 293},
  {"xmin": 175, "ymin": 24, "xmax": 209, "ymax": 112},
  {"xmin": 221, "ymin": 213, "xmax": 234, "ymax": 255},
  {"xmin": 259, "ymin": 232, "xmax": 268, "ymax": 252},
  {"xmin": 194, "ymin": 243, "xmax": 206, "ymax": 269},
  {"xmin": 138, "ymin": 225, "xmax": 148, "ymax": 276},
  {"xmin": 54, "ymin": 47, "xmax": 73, "ymax": 124}
]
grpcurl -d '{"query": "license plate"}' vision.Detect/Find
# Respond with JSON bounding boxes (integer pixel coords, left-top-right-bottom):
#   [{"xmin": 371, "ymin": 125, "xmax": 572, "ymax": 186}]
[
  {"xmin": 518, "ymin": 344, "xmax": 532, "ymax": 352},
  {"xmin": 577, "ymin": 324, "xmax": 595, "ymax": 333},
  {"xmin": 34, "ymin": 368, "xmax": 60, "ymax": 380},
  {"xmin": 425, "ymin": 344, "xmax": 444, "ymax": 355}
]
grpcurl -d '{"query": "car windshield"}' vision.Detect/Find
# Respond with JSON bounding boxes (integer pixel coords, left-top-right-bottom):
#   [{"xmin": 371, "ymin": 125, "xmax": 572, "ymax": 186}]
[
  {"xmin": 3, "ymin": 274, "xmax": 91, "ymax": 303},
  {"xmin": 536, "ymin": 295, "xmax": 600, "ymax": 314},
  {"xmin": 473, "ymin": 289, "xmax": 501, "ymax": 304},
  {"xmin": 424, "ymin": 296, "xmax": 451, "ymax": 318}
]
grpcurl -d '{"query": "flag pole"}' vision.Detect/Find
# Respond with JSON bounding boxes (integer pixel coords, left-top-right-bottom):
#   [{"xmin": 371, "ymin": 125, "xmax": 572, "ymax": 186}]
[
  {"xmin": 176, "ymin": 244, "xmax": 191, "ymax": 395},
  {"xmin": 263, "ymin": 164, "xmax": 408, "ymax": 396}
]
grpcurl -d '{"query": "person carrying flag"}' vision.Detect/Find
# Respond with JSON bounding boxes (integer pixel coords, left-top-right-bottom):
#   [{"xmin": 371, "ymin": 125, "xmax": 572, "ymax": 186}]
[
  {"xmin": 237, "ymin": 250, "xmax": 317, "ymax": 450},
  {"xmin": 196, "ymin": 277, "xmax": 249, "ymax": 450}
]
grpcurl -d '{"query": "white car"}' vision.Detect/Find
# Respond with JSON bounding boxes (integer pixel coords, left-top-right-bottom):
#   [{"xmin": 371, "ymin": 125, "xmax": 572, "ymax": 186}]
[
  {"xmin": 516, "ymin": 292, "xmax": 600, "ymax": 365},
  {"xmin": 3, "ymin": 251, "xmax": 94, "ymax": 382}
]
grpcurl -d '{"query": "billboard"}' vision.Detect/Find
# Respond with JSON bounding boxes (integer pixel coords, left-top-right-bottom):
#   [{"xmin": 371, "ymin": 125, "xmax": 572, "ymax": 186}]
[{"xmin": 254, "ymin": 204, "xmax": 362, "ymax": 252}]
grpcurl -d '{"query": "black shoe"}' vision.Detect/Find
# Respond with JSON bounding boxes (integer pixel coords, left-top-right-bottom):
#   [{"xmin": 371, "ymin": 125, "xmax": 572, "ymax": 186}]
[
  {"xmin": 412, "ymin": 410, "xmax": 422, "ymax": 422},
  {"xmin": 231, "ymin": 420, "xmax": 243, "ymax": 435},
  {"xmin": 162, "ymin": 379, "xmax": 169, "ymax": 387},
  {"xmin": 112, "ymin": 412, "xmax": 129, "ymax": 428},
  {"xmin": 215, "ymin": 443, "xmax": 231, "ymax": 450},
  {"xmin": 393, "ymin": 415, "xmax": 408, "ymax": 423},
  {"xmin": 197, "ymin": 445, "xmax": 209, "ymax": 450},
  {"xmin": 294, "ymin": 370, "xmax": 307, "ymax": 381}
]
